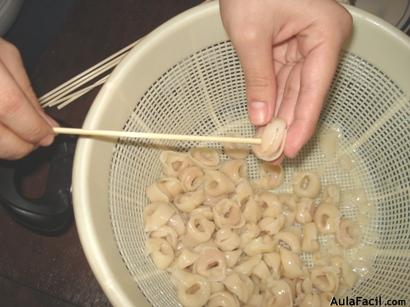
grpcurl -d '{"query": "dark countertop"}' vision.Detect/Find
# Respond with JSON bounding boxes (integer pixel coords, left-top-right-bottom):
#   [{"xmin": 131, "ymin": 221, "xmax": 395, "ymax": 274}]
[{"xmin": 0, "ymin": 1, "xmax": 201, "ymax": 306}]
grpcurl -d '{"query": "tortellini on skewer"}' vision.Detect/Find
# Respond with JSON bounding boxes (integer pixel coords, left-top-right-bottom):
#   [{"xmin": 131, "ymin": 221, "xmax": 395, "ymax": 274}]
[{"xmin": 252, "ymin": 118, "xmax": 287, "ymax": 161}]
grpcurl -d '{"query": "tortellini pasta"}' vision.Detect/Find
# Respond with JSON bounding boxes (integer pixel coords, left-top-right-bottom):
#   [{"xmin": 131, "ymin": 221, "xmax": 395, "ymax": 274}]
[
  {"xmin": 146, "ymin": 238, "xmax": 174, "ymax": 270},
  {"xmin": 274, "ymin": 231, "xmax": 301, "ymax": 253},
  {"xmin": 302, "ymin": 223, "xmax": 320, "ymax": 253},
  {"xmin": 156, "ymin": 177, "xmax": 184, "ymax": 200},
  {"xmin": 146, "ymin": 181, "xmax": 169, "ymax": 203},
  {"xmin": 234, "ymin": 180, "xmax": 253, "ymax": 207},
  {"xmin": 144, "ymin": 149, "xmax": 360, "ymax": 306},
  {"xmin": 331, "ymin": 256, "xmax": 358, "ymax": 289},
  {"xmin": 224, "ymin": 249, "xmax": 242, "ymax": 268},
  {"xmin": 295, "ymin": 197, "xmax": 315, "ymax": 224},
  {"xmin": 243, "ymin": 235, "xmax": 275, "ymax": 256},
  {"xmin": 241, "ymin": 196, "xmax": 262, "ymax": 224},
  {"xmin": 194, "ymin": 247, "xmax": 227, "ymax": 281},
  {"xmin": 150, "ymin": 225, "xmax": 178, "ymax": 249},
  {"xmin": 263, "ymin": 278, "xmax": 293, "ymax": 307},
  {"xmin": 144, "ymin": 202, "xmax": 176, "ymax": 232},
  {"xmin": 186, "ymin": 214, "xmax": 216, "ymax": 246},
  {"xmin": 189, "ymin": 147, "xmax": 220, "ymax": 169},
  {"xmin": 204, "ymin": 170, "xmax": 236, "ymax": 197},
  {"xmin": 215, "ymin": 227, "xmax": 241, "ymax": 251},
  {"xmin": 174, "ymin": 189, "xmax": 205, "ymax": 212},
  {"xmin": 173, "ymin": 248, "xmax": 199, "ymax": 270},
  {"xmin": 311, "ymin": 266, "xmax": 340, "ymax": 294},
  {"xmin": 239, "ymin": 223, "xmax": 261, "ymax": 248},
  {"xmin": 219, "ymin": 159, "xmax": 247, "ymax": 184},
  {"xmin": 167, "ymin": 213, "xmax": 186, "ymax": 236},
  {"xmin": 299, "ymin": 293, "xmax": 321, "ymax": 307},
  {"xmin": 254, "ymin": 163, "xmax": 284, "ymax": 189},
  {"xmin": 208, "ymin": 291, "xmax": 240, "ymax": 307},
  {"xmin": 223, "ymin": 135, "xmax": 249, "ymax": 160},
  {"xmin": 314, "ymin": 203, "xmax": 341, "ymax": 234},
  {"xmin": 210, "ymin": 282, "xmax": 225, "ymax": 294},
  {"xmin": 279, "ymin": 247, "xmax": 304, "ymax": 279},
  {"xmin": 172, "ymin": 269, "xmax": 211, "ymax": 307},
  {"xmin": 160, "ymin": 150, "xmax": 191, "ymax": 177},
  {"xmin": 263, "ymin": 252, "xmax": 281, "ymax": 279},
  {"xmin": 213, "ymin": 199, "xmax": 244, "ymax": 229},
  {"xmin": 252, "ymin": 118, "xmax": 287, "ymax": 161},
  {"xmin": 292, "ymin": 172, "xmax": 321, "ymax": 198},
  {"xmin": 336, "ymin": 218, "xmax": 360, "ymax": 248},
  {"xmin": 234, "ymin": 254, "xmax": 262, "ymax": 276},
  {"xmin": 258, "ymin": 215, "xmax": 285, "ymax": 235},
  {"xmin": 179, "ymin": 166, "xmax": 205, "ymax": 192},
  {"xmin": 322, "ymin": 184, "xmax": 341, "ymax": 206},
  {"xmin": 223, "ymin": 273, "xmax": 254, "ymax": 303}
]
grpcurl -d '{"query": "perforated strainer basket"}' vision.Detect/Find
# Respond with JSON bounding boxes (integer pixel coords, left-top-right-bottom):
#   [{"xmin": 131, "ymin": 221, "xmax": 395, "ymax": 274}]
[{"xmin": 72, "ymin": 2, "xmax": 410, "ymax": 306}]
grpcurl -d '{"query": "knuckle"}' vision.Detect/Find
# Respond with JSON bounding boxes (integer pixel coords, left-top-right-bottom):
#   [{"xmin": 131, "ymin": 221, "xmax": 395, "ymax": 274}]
[
  {"xmin": 27, "ymin": 124, "xmax": 43, "ymax": 140},
  {"xmin": 343, "ymin": 11, "xmax": 353, "ymax": 34},
  {"xmin": 24, "ymin": 84, "xmax": 37, "ymax": 100},
  {"xmin": 234, "ymin": 26, "xmax": 261, "ymax": 45},
  {"xmin": 0, "ymin": 40, "xmax": 21, "ymax": 58},
  {"xmin": 0, "ymin": 91, "xmax": 24, "ymax": 118},
  {"xmin": 283, "ymin": 84, "xmax": 299, "ymax": 101},
  {"xmin": 27, "ymin": 124, "xmax": 48, "ymax": 143},
  {"xmin": 299, "ymin": 82, "xmax": 315, "ymax": 96},
  {"xmin": 246, "ymin": 74, "xmax": 271, "ymax": 89},
  {"xmin": 332, "ymin": 6, "xmax": 353, "ymax": 37}
]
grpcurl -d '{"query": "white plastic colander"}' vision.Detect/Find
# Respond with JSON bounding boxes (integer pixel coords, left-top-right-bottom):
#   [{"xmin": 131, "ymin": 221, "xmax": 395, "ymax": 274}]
[{"xmin": 72, "ymin": 2, "xmax": 410, "ymax": 306}]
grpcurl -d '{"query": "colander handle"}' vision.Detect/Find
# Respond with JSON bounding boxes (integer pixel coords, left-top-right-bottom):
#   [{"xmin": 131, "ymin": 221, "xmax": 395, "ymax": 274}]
[{"xmin": 0, "ymin": 135, "xmax": 76, "ymax": 235}]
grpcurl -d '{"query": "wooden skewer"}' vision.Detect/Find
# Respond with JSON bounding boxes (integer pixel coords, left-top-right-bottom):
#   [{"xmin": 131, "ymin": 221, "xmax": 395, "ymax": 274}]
[
  {"xmin": 40, "ymin": 40, "xmax": 139, "ymax": 107},
  {"xmin": 53, "ymin": 127, "xmax": 262, "ymax": 145},
  {"xmin": 55, "ymin": 75, "xmax": 110, "ymax": 109},
  {"xmin": 41, "ymin": 56, "xmax": 123, "ymax": 108}
]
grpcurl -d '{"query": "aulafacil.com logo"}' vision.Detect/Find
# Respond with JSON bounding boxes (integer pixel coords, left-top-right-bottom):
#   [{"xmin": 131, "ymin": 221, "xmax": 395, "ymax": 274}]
[{"xmin": 330, "ymin": 296, "xmax": 406, "ymax": 306}]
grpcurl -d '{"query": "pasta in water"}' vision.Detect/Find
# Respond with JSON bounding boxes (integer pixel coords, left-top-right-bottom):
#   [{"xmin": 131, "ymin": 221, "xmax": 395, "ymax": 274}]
[
  {"xmin": 253, "ymin": 163, "xmax": 284, "ymax": 189},
  {"xmin": 144, "ymin": 149, "xmax": 360, "ymax": 306}
]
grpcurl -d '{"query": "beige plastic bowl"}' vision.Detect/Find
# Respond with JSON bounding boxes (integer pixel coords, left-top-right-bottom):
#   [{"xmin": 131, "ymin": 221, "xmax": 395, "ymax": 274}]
[{"xmin": 72, "ymin": 2, "xmax": 410, "ymax": 306}]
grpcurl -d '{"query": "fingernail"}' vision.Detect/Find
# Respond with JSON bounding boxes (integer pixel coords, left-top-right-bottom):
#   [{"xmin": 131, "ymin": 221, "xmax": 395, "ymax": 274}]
[
  {"xmin": 249, "ymin": 101, "xmax": 268, "ymax": 125},
  {"xmin": 39, "ymin": 135, "xmax": 54, "ymax": 147}
]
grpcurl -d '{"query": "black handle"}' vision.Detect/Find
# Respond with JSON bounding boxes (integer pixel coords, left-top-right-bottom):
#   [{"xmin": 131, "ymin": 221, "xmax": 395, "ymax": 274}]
[{"xmin": 0, "ymin": 136, "xmax": 76, "ymax": 236}]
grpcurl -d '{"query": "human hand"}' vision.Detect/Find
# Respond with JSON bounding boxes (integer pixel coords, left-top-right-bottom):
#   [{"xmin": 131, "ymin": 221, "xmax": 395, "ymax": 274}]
[
  {"xmin": 220, "ymin": 0, "xmax": 352, "ymax": 159},
  {"xmin": 0, "ymin": 38, "xmax": 56, "ymax": 160}
]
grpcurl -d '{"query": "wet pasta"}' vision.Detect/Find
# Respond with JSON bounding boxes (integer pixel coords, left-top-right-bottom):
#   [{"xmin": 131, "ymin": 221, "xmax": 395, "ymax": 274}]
[{"xmin": 143, "ymin": 147, "xmax": 360, "ymax": 306}]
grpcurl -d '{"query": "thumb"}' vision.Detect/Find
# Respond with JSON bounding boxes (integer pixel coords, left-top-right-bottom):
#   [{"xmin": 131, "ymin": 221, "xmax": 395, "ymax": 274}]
[{"xmin": 234, "ymin": 36, "xmax": 276, "ymax": 126}]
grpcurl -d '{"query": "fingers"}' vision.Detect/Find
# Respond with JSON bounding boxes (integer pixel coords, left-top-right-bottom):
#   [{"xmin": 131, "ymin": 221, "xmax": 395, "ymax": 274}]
[
  {"xmin": 284, "ymin": 43, "xmax": 340, "ymax": 158},
  {"xmin": 276, "ymin": 61, "xmax": 302, "ymax": 125},
  {"xmin": 232, "ymin": 34, "xmax": 276, "ymax": 126},
  {"xmin": 237, "ymin": 38, "xmax": 276, "ymax": 126},
  {"xmin": 283, "ymin": 2, "xmax": 352, "ymax": 158},
  {"xmin": 0, "ymin": 61, "xmax": 54, "ymax": 148},
  {"xmin": 220, "ymin": 0, "xmax": 276, "ymax": 126},
  {"xmin": 0, "ymin": 123, "xmax": 35, "ymax": 160},
  {"xmin": 0, "ymin": 38, "xmax": 58, "ymax": 127},
  {"xmin": 0, "ymin": 39, "xmax": 35, "ymax": 101}
]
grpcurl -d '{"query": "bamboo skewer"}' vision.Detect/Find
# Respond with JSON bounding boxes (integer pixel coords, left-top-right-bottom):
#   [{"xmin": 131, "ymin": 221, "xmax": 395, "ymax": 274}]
[
  {"xmin": 53, "ymin": 127, "xmax": 262, "ymax": 145},
  {"xmin": 46, "ymin": 75, "xmax": 108, "ymax": 107},
  {"xmin": 39, "ymin": 40, "xmax": 140, "ymax": 108},
  {"xmin": 55, "ymin": 75, "xmax": 110, "ymax": 109},
  {"xmin": 41, "ymin": 56, "xmax": 123, "ymax": 107}
]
